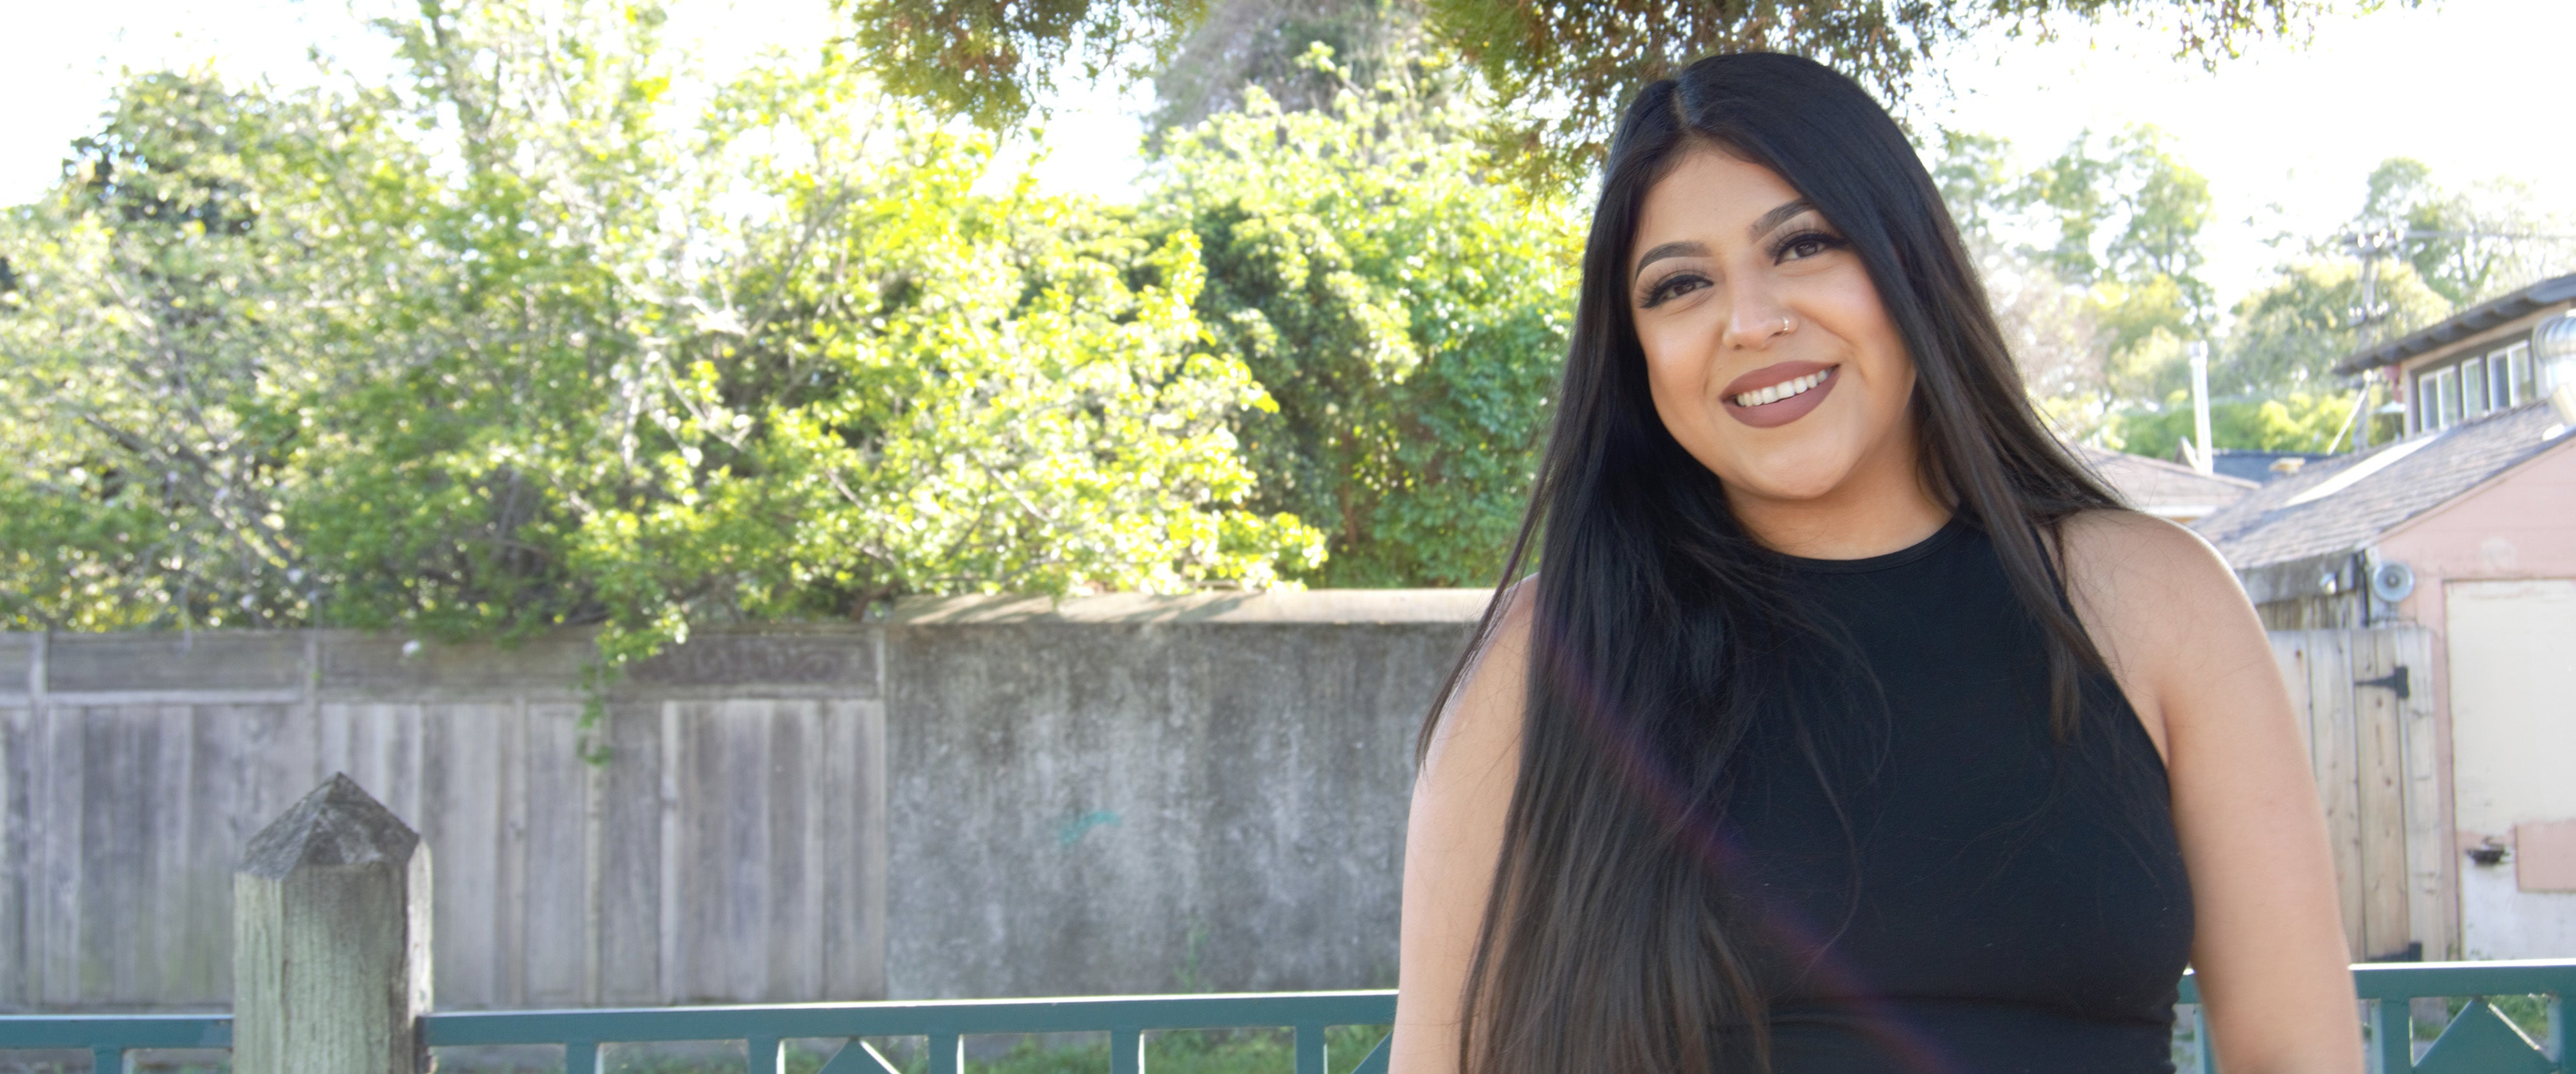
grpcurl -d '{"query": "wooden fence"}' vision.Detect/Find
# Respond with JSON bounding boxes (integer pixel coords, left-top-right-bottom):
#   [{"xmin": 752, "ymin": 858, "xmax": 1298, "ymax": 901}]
[
  {"xmin": 0, "ymin": 617, "xmax": 2453, "ymax": 1013},
  {"xmin": 0, "ymin": 594, "xmax": 1466, "ymax": 1010},
  {"xmin": 2270, "ymin": 627, "xmax": 2446, "ymax": 962},
  {"xmin": 0, "ymin": 628, "xmax": 888, "ymax": 1010}
]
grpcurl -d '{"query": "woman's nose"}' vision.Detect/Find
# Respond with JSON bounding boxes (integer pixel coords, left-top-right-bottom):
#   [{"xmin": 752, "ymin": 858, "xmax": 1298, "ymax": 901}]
[{"xmin": 1723, "ymin": 288, "xmax": 1796, "ymax": 351}]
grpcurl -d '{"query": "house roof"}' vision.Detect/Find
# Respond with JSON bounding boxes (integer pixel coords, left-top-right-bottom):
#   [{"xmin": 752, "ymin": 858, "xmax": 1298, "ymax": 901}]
[
  {"xmin": 2190, "ymin": 401, "xmax": 2575, "ymax": 570},
  {"xmin": 2207, "ymin": 450, "xmax": 2329, "ymax": 485},
  {"xmin": 2074, "ymin": 445, "xmax": 2256, "ymax": 517},
  {"xmin": 2331, "ymin": 273, "xmax": 2576, "ymax": 375}
]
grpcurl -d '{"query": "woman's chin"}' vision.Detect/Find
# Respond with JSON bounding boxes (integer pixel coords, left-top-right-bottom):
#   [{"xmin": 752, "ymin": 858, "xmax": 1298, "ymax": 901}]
[{"xmin": 1705, "ymin": 442, "xmax": 1862, "ymax": 503}]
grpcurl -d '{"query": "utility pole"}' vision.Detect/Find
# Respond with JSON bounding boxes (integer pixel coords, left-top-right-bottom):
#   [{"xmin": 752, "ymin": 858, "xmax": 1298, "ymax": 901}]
[
  {"xmin": 2341, "ymin": 226, "xmax": 2576, "ymax": 448},
  {"xmin": 2343, "ymin": 227, "xmax": 2401, "ymax": 452},
  {"xmin": 2189, "ymin": 341, "xmax": 2214, "ymax": 475}
]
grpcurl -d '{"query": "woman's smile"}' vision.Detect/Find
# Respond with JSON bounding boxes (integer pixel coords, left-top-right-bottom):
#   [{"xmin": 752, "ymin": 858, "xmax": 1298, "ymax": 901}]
[
  {"xmin": 1723, "ymin": 361, "xmax": 1838, "ymax": 427},
  {"xmin": 1627, "ymin": 149, "xmax": 1921, "ymax": 520}
]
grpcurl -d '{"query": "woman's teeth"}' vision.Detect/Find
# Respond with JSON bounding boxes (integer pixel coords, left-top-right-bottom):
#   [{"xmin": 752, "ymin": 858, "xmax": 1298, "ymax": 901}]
[{"xmin": 1733, "ymin": 369, "xmax": 1830, "ymax": 408}]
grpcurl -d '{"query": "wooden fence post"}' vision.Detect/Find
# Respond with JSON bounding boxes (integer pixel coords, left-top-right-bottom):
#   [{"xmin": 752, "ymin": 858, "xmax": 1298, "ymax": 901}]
[{"xmin": 233, "ymin": 773, "xmax": 433, "ymax": 1074}]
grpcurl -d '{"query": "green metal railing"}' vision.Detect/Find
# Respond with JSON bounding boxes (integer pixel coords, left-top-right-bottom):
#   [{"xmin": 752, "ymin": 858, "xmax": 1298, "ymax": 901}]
[
  {"xmin": 426, "ymin": 990, "xmax": 1396, "ymax": 1074},
  {"xmin": 2175, "ymin": 960, "xmax": 2574, "ymax": 1073},
  {"xmin": 8, "ymin": 960, "xmax": 2574, "ymax": 1073},
  {"xmin": 0, "ymin": 990, "xmax": 1395, "ymax": 1074},
  {"xmin": 0, "ymin": 1013, "xmax": 230, "ymax": 1073}
]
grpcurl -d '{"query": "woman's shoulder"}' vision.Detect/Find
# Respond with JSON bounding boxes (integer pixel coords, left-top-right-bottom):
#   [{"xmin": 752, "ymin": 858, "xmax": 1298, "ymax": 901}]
[
  {"xmin": 2052, "ymin": 508, "xmax": 2267, "ymax": 739},
  {"xmin": 2053, "ymin": 508, "xmax": 2243, "ymax": 610},
  {"xmin": 1423, "ymin": 577, "xmax": 1538, "ymax": 778}
]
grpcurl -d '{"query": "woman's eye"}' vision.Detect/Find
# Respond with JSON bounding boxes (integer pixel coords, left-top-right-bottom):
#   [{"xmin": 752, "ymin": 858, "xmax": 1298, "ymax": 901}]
[
  {"xmin": 1641, "ymin": 273, "xmax": 1710, "ymax": 308},
  {"xmin": 1776, "ymin": 232, "xmax": 1842, "ymax": 262}
]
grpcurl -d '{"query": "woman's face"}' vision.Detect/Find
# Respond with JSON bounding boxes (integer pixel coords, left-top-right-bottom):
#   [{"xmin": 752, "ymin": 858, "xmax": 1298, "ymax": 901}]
[{"xmin": 1628, "ymin": 149, "xmax": 1918, "ymax": 508}]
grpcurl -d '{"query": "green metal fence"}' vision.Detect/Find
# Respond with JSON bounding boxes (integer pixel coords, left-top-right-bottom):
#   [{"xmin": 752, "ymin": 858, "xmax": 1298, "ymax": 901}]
[
  {"xmin": 7, "ymin": 960, "xmax": 2573, "ymax": 1073},
  {"xmin": 0, "ymin": 990, "xmax": 1395, "ymax": 1074},
  {"xmin": 427, "ymin": 990, "xmax": 1395, "ymax": 1074},
  {"xmin": 2175, "ymin": 960, "xmax": 2574, "ymax": 1073}
]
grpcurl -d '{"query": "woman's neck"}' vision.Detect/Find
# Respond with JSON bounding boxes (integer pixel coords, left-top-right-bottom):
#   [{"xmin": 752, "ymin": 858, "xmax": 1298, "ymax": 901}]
[{"xmin": 1727, "ymin": 435, "xmax": 1950, "ymax": 560}]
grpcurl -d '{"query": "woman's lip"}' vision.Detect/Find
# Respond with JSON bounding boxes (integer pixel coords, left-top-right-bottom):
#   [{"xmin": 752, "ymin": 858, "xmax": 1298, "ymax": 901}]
[
  {"xmin": 1723, "ymin": 365, "xmax": 1838, "ymax": 429},
  {"xmin": 1720, "ymin": 360, "xmax": 1838, "ymax": 398}
]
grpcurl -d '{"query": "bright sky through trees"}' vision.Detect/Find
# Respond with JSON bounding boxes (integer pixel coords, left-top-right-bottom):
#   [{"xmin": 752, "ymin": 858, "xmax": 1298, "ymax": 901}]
[{"xmin": 4, "ymin": 0, "xmax": 2569, "ymax": 313}]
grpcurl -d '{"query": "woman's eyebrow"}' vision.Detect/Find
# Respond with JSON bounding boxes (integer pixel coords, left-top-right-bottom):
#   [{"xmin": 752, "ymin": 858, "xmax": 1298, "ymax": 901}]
[
  {"xmin": 1748, "ymin": 198, "xmax": 1816, "ymax": 239},
  {"xmin": 1632, "ymin": 240, "xmax": 1708, "ymax": 282},
  {"xmin": 1631, "ymin": 200, "xmax": 1821, "ymax": 282}
]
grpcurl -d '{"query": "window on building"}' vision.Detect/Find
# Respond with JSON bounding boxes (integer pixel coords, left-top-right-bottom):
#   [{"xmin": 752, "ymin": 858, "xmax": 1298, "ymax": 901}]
[
  {"xmin": 2464, "ymin": 357, "xmax": 2489, "ymax": 418},
  {"xmin": 2504, "ymin": 341, "xmax": 2534, "ymax": 406},
  {"xmin": 2434, "ymin": 365, "xmax": 2461, "ymax": 429}
]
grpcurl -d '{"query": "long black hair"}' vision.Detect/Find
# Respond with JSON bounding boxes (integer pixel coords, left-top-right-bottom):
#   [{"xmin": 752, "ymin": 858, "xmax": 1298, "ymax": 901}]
[{"xmin": 1419, "ymin": 53, "xmax": 2125, "ymax": 1073}]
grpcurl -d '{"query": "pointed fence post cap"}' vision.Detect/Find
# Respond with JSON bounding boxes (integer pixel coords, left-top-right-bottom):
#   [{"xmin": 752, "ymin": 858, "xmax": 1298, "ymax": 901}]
[{"xmin": 238, "ymin": 773, "xmax": 421, "ymax": 880}]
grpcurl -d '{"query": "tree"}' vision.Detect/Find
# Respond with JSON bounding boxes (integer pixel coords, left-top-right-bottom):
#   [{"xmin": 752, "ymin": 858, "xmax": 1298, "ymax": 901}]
[
  {"xmin": 639, "ymin": 65, "xmax": 1326, "ymax": 643},
  {"xmin": 1151, "ymin": 49, "xmax": 1577, "ymax": 585},
  {"xmin": 2108, "ymin": 391, "xmax": 2355, "ymax": 458},
  {"xmin": 840, "ymin": 0, "xmax": 2398, "ymax": 185},
  {"xmin": 2022, "ymin": 125, "xmax": 2214, "ymax": 363},
  {"xmin": 2217, "ymin": 258, "xmax": 2445, "ymax": 395},
  {"xmin": 1925, "ymin": 131, "xmax": 2111, "ymax": 438},
  {"xmin": 1925, "ymin": 125, "xmax": 2216, "ymax": 427},
  {"xmin": 0, "ymin": 72, "xmax": 422, "ymax": 631},
  {"xmin": 2354, "ymin": 157, "xmax": 2571, "ymax": 309},
  {"xmin": 1147, "ymin": 0, "xmax": 1427, "ymax": 136},
  {"xmin": 0, "ymin": 0, "xmax": 1325, "ymax": 660}
]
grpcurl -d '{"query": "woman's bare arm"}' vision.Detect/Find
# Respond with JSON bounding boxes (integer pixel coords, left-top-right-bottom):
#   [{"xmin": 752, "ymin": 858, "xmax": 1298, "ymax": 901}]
[
  {"xmin": 1389, "ymin": 585, "xmax": 1533, "ymax": 1074},
  {"xmin": 2063, "ymin": 511, "xmax": 2362, "ymax": 1073}
]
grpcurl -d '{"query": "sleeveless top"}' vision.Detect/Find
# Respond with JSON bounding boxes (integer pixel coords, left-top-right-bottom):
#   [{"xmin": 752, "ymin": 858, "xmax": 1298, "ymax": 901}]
[{"xmin": 1712, "ymin": 517, "xmax": 2194, "ymax": 1072}]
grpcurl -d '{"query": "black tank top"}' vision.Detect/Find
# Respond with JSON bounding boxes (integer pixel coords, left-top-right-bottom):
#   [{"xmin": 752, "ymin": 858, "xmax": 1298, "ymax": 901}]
[{"xmin": 1714, "ymin": 517, "xmax": 2194, "ymax": 1072}]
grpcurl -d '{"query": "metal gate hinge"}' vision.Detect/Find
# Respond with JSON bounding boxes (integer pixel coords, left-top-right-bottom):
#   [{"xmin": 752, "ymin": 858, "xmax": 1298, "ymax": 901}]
[{"xmin": 2355, "ymin": 666, "xmax": 2410, "ymax": 700}]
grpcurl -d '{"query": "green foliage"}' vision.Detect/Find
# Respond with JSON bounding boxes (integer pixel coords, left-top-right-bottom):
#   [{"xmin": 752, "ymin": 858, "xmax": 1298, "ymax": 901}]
[
  {"xmin": 674, "ymin": 69, "xmax": 1326, "ymax": 639},
  {"xmin": 2105, "ymin": 390, "xmax": 2356, "ymax": 458},
  {"xmin": 2021, "ymin": 126, "xmax": 2216, "ymax": 380},
  {"xmin": 2354, "ymin": 157, "xmax": 2571, "ymax": 309},
  {"xmin": 2220, "ymin": 258, "xmax": 2446, "ymax": 393},
  {"xmin": 1148, "ymin": 0, "xmax": 1428, "ymax": 136},
  {"xmin": 0, "ymin": 70, "xmax": 431, "ymax": 632},
  {"xmin": 1926, "ymin": 124, "xmax": 2217, "ymax": 411},
  {"xmin": 837, "ymin": 0, "xmax": 1208, "ymax": 130},
  {"xmin": 0, "ymin": 0, "xmax": 1322, "ymax": 661},
  {"xmin": 838, "ymin": 0, "xmax": 2386, "ymax": 187},
  {"xmin": 1928, "ymin": 129, "xmax": 2020, "ymax": 241},
  {"xmin": 1151, "ymin": 50, "xmax": 1576, "ymax": 586}
]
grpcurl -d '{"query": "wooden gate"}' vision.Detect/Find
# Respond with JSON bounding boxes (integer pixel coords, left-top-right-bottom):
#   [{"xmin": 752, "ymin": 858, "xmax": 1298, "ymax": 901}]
[{"xmin": 2268, "ymin": 628, "xmax": 2444, "ymax": 962}]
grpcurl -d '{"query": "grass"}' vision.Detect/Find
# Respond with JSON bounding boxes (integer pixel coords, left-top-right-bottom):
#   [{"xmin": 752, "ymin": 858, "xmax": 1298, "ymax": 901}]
[{"xmin": 2441, "ymin": 994, "xmax": 2552, "ymax": 1042}]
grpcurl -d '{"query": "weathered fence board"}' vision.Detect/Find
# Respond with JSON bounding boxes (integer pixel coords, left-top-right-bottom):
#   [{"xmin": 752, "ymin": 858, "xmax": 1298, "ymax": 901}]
[
  {"xmin": 2355, "ymin": 637, "xmax": 2411, "ymax": 958},
  {"xmin": 0, "ymin": 628, "xmax": 887, "ymax": 1011},
  {"xmin": 2270, "ymin": 627, "xmax": 2440, "ymax": 962},
  {"xmin": 0, "ymin": 605, "xmax": 2447, "ymax": 1013}
]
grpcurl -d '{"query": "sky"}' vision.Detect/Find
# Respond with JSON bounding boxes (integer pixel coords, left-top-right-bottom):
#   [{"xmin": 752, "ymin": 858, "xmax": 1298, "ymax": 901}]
[{"xmin": 4, "ymin": 0, "xmax": 2569, "ymax": 309}]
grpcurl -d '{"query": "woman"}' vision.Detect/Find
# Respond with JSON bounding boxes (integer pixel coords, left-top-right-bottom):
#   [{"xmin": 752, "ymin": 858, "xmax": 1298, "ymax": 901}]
[{"xmin": 1393, "ymin": 54, "xmax": 2359, "ymax": 1073}]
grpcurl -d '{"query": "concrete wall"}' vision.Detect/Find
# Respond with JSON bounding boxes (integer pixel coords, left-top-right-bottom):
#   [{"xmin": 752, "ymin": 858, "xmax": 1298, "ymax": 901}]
[
  {"xmin": 0, "ymin": 590, "xmax": 1489, "ymax": 1010},
  {"xmin": 883, "ymin": 591, "xmax": 1481, "ymax": 998}
]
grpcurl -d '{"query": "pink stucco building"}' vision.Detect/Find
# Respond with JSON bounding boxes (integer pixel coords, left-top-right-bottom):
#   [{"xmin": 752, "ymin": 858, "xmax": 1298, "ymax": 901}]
[{"xmin": 2192, "ymin": 273, "xmax": 2576, "ymax": 959}]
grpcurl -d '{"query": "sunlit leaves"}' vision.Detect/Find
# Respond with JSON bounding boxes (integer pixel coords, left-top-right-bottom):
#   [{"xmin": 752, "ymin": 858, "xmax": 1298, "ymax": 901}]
[
  {"xmin": 1151, "ymin": 51, "xmax": 1577, "ymax": 586},
  {"xmin": 840, "ymin": 0, "xmax": 2389, "ymax": 189},
  {"xmin": 0, "ymin": 0, "xmax": 1324, "ymax": 657}
]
